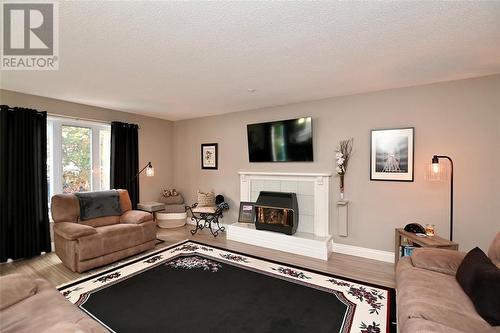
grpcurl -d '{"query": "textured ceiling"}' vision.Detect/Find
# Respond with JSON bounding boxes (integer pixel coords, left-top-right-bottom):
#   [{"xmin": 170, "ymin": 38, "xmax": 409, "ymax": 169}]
[{"xmin": 1, "ymin": 2, "xmax": 500, "ymax": 120}]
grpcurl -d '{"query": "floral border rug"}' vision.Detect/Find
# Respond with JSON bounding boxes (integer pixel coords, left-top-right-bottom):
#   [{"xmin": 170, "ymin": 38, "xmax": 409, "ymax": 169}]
[{"xmin": 59, "ymin": 240, "xmax": 396, "ymax": 333}]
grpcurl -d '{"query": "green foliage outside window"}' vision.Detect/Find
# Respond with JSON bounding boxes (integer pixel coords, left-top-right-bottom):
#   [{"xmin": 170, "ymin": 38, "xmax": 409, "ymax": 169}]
[{"xmin": 62, "ymin": 126, "xmax": 91, "ymax": 193}]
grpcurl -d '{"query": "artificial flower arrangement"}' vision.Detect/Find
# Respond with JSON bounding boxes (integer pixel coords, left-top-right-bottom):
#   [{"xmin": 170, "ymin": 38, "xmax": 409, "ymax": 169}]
[{"xmin": 335, "ymin": 138, "xmax": 353, "ymax": 199}]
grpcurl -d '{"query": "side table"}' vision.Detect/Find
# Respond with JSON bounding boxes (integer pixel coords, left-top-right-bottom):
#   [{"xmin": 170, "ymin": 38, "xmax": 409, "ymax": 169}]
[
  {"xmin": 395, "ymin": 228, "xmax": 458, "ymax": 264},
  {"xmin": 137, "ymin": 202, "xmax": 165, "ymax": 221}
]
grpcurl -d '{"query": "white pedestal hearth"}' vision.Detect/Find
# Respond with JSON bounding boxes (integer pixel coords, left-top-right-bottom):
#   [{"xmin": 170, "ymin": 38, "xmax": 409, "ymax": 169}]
[
  {"xmin": 227, "ymin": 223, "xmax": 332, "ymax": 260},
  {"xmin": 227, "ymin": 172, "xmax": 333, "ymax": 260}
]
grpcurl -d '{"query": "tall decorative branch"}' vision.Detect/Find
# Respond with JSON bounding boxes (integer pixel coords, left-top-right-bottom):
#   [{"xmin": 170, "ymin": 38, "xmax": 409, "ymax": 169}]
[{"xmin": 335, "ymin": 138, "xmax": 353, "ymax": 199}]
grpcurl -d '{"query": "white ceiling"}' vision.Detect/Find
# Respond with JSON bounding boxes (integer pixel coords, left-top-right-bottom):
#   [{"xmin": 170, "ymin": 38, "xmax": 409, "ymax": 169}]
[{"xmin": 2, "ymin": 1, "xmax": 500, "ymax": 121}]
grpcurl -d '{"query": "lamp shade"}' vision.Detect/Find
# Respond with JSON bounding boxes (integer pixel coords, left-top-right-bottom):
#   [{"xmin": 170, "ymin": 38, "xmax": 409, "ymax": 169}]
[
  {"xmin": 426, "ymin": 155, "xmax": 447, "ymax": 181},
  {"xmin": 146, "ymin": 163, "xmax": 154, "ymax": 177}
]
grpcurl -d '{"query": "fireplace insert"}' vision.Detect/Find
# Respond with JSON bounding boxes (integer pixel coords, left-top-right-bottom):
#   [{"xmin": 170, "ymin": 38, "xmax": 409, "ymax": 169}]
[{"xmin": 255, "ymin": 191, "xmax": 298, "ymax": 235}]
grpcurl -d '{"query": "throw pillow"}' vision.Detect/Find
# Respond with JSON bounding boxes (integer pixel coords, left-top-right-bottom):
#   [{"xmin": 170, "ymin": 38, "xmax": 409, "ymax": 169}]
[
  {"xmin": 162, "ymin": 189, "xmax": 179, "ymax": 197},
  {"xmin": 162, "ymin": 188, "xmax": 179, "ymax": 198},
  {"xmin": 456, "ymin": 247, "xmax": 500, "ymax": 326},
  {"xmin": 198, "ymin": 190, "xmax": 215, "ymax": 207}
]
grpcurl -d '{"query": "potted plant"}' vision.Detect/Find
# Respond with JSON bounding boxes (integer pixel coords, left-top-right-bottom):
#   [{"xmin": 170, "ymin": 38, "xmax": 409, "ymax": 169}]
[{"xmin": 335, "ymin": 138, "xmax": 353, "ymax": 200}]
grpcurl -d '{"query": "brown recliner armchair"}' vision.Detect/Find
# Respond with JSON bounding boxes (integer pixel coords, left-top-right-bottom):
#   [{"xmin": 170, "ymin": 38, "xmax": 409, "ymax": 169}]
[{"xmin": 51, "ymin": 189, "xmax": 156, "ymax": 273}]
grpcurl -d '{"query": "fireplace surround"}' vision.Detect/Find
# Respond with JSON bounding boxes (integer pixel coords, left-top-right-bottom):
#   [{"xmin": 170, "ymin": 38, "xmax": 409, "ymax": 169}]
[
  {"xmin": 255, "ymin": 191, "xmax": 299, "ymax": 235},
  {"xmin": 227, "ymin": 172, "xmax": 333, "ymax": 260}
]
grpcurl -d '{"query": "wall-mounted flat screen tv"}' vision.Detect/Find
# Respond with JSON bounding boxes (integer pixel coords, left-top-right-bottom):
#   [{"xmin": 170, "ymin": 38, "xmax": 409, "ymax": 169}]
[{"xmin": 247, "ymin": 117, "xmax": 313, "ymax": 162}]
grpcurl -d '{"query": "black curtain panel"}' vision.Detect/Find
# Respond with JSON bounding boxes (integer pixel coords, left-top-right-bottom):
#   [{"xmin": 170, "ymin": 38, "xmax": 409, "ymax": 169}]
[
  {"xmin": 0, "ymin": 105, "xmax": 51, "ymax": 262},
  {"xmin": 110, "ymin": 121, "xmax": 139, "ymax": 209}
]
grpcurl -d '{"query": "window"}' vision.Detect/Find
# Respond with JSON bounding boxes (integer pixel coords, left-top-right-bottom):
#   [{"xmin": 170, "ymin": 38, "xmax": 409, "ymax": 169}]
[
  {"xmin": 62, "ymin": 125, "xmax": 92, "ymax": 192},
  {"xmin": 47, "ymin": 117, "xmax": 111, "ymax": 203}
]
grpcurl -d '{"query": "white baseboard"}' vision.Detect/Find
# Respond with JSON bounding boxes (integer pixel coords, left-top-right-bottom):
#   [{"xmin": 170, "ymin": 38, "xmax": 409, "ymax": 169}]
[{"xmin": 331, "ymin": 241, "xmax": 395, "ymax": 263}]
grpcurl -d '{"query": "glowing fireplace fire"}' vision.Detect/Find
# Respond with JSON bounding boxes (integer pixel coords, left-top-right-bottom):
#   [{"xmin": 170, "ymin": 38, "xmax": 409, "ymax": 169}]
[{"xmin": 255, "ymin": 191, "xmax": 298, "ymax": 235}]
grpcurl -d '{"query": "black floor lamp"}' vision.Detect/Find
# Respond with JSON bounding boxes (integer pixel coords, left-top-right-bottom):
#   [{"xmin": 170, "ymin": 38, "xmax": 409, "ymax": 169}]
[{"xmin": 430, "ymin": 155, "xmax": 454, "ymax": 241}]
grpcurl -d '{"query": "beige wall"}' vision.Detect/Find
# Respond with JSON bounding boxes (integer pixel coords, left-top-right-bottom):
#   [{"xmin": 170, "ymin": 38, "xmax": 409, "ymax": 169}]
[
  {"xmin": 172, "ymin": 75, "xmax": 500, "ymax": 253},
  {"xmin": 2, "ymin": 75, "xmax": 499, "ymax": 254},
  {"xmin": 0, "ymin": 89, "xmax": 174, "ymax": 203}
]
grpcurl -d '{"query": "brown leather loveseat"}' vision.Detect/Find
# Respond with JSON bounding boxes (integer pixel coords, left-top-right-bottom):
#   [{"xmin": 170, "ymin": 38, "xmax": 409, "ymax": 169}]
[{"xmin": 51, "ymin": 189, "xmax": 156, "ymax": 273}]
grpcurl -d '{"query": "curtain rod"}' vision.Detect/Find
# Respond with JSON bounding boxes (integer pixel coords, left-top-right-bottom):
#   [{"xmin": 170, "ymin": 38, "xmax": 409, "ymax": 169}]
[{"xmin": 47, "ymin": 113, "xmax": 140, "ymax": 128}]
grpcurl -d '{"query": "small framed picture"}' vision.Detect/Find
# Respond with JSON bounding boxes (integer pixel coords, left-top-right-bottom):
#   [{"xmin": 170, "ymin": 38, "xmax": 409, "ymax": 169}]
[
  {"xmin": 370, "ymin": 127, "xmax": 414, "ymax": 182},
  {"xmin": 201, "ymin": 143, "xmax": 218, "ymax": 170},
  {"xmin": 238, "ymin": 202, "xmax": 255, "ymax": 223}
]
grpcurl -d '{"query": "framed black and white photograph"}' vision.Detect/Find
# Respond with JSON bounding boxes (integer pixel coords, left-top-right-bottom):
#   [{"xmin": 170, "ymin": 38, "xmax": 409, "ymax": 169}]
[
  {"xmin": 238, "ymin": 202, "xmax": 255, "ymax": 223},
  {"xmin": 201, "ymin": 143, "xmax": 218, "ymax": 170},
  {"xmin": 370, "ymin": 128, "xmax": 414, "ymax": 182}
]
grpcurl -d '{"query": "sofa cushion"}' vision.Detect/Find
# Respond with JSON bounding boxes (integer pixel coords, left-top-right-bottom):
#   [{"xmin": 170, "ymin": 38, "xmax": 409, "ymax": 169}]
[
  {"xmin": 53, "ymin": 222, "xmax": 97, "ymax": 241},
  {"xmin": 397, "ymin": 257, "xmax": 496, "ymax": 333},
  {"xmin": 51, "ymin": 190, "xmax": 132, "ymax": 224},
  {"xmin": 117, "ymin": 189, "xmax": 132, "ymax": 212},
  {"xmin": 120, "ymin": 210, "xmax": 153, "ymax": 224},
  {"xmin": 0, "ymin": 274, "xmax": 37, "ymax": 310},
  {"xmin": 80, "ymin": 215, "xmax": 120, "ymax": 228},
  {"xmin": 456, "ymin": 247, "xmax": 500, "ymax": 326},
  {"xmin": 192, "ymin": 206, "xmax": 216, "ymax": 214},
  {"xmin": 411, "ymin": 248, "xmax": 466, "ymax": 275},
  {"xmin": 51, "ymin": 194, "xmax": 80, "ymax": 222},
  {"xmin": 77, "ymin": 224, "xmax": 147, "ymax": 261}
]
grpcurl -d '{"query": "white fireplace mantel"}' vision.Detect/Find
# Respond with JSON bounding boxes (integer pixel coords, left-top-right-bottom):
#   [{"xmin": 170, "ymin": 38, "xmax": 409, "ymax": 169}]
[
  {"xmin": 237, "ymin": 171, "xmax": 332, "ymax": 177},
  {"xmin": 227, "ymin": 171, "xmax": 333, "ymax": 260}
]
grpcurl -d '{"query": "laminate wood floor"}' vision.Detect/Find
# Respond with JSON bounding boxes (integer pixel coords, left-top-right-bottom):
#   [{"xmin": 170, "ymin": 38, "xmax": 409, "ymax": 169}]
[{"xmin": 0, "ymin": 225, "xmax": 395, "ymax": 288}]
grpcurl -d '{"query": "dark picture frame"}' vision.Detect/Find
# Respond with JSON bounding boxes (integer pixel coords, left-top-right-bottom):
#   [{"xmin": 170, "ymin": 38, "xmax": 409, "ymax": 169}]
[
  {"xmin": 238, "ymin": 202, "xmax": 256, "ymax": 223},
  {"xmin": 201, "ymin": 143, "xmax": 218, "ymax": 170},
  {"xmin": 370, "ymin": 127, "xmax": 414, "ymax": 182}
]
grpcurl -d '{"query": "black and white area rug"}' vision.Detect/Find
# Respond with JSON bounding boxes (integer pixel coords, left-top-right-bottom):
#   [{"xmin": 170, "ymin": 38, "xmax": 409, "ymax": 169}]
[{"xmin": 58, "ymin": 240, "xmax": 396, "ymax": 333}]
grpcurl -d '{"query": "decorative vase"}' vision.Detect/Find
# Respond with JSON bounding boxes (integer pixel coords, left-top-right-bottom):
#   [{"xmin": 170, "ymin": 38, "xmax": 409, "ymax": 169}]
[{"xmin": 339, "ymin": 174, "xmax": 345, "ymax": 200}]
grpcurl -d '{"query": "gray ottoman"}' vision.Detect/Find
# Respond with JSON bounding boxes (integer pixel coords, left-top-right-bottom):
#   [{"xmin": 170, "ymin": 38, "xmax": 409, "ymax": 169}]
[{"xmin": 157, "ymin": 192, "xmax": 187, "ymax": 228}]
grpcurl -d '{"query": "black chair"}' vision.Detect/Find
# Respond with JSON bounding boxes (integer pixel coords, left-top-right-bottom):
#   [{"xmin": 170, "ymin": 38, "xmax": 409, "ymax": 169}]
[{"xmin": 186, "ymin": 195, "xmax": 229, "ymax": 237}]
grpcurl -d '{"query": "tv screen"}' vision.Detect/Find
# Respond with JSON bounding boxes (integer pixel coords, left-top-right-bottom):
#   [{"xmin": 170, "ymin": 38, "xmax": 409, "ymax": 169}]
[{"xmin": 247, "ymin": 117, "xmax": 313, "ymax": 162}]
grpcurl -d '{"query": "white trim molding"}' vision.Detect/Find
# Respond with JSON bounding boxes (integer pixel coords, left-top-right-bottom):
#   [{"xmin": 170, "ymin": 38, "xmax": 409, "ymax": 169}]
[
  {"xmin": 237, "ymin": 171, "xmax": 332, "ymax": 177},
  {"xmin": 331, "ymin": 242, "xmax": 395, "ymax": 263}
]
